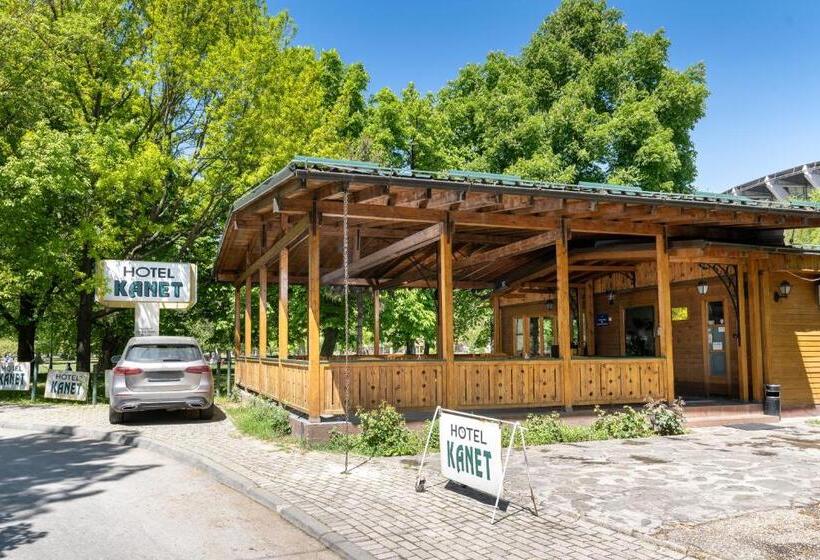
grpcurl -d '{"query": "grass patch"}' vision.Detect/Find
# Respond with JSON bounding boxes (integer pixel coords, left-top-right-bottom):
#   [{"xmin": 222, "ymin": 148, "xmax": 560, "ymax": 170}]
[{"xmin": 226, "ymin": 397, "xmax": 291, "ymax": 441}]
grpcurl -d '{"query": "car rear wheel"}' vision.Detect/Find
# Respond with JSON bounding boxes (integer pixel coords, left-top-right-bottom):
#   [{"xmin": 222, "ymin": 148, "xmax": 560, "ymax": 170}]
[
  {"xmin": 199, "ymin": 404, "xmax": 215, "ymax": 420},
  {"xmin": 109, "ymin": 408, "xmax": 125, "ymax": 424}
]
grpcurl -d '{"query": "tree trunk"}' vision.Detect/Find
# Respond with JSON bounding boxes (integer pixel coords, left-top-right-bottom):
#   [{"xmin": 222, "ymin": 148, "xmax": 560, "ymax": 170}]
[
  {"xmin": 75, "ymin": 247, "xmax": 94, "ymax": 372},
  {"xmin": 356, "ymin": 288, "xmax": 364, "ymax": 354},
  {"xmin": 320, "ymin": 327, "xmax": 338, "ymax": 357},
  {"xmin": 405, "ymin": 339, "xmax": 414, "ymax": 355},
  {"xmin": 99, "ymin": 325, "xmax": 125, "ymax": 370},
  {"xmin": 16, "ymin": 293, "xmax": 36, "ymax": 362}
]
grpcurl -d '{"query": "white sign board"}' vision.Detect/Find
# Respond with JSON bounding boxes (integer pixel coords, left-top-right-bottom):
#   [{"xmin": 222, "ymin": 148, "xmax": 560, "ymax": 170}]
[
  {"xmin": 96, "ymin": 260, "xmax": 197, "ymax": 309},
  {"xmin": 439, "ymin": 410, "xmax": 503, "ymax": 498},
  {"xmin": 45, "ymin": 370, "xmax": 89, "ymax": 401},
  {"xmin": 0, "ymin": 361, "xmax": 30, "ymax": 391}
]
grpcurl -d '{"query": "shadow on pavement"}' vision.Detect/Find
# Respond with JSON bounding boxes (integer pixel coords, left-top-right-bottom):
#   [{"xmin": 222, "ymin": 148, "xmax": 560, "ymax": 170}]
[
  {"xmin": 118, "ymin": 405, "xmax": 227, "ymax": 427},
  {"xmin": 0, "ymin": 431, "xmax": 160, "ymax": 558}
]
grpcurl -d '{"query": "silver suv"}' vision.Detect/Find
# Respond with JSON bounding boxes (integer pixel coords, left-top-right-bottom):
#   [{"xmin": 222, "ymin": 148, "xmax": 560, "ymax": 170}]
[{"xmin": 109, "ymin": 336, "xmax": 214, "ymax": 424}]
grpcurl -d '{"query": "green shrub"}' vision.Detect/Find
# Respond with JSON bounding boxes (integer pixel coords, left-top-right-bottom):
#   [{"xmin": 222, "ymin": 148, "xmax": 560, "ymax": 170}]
[
  {"xmin": 644, "ymin": 397, "xmax": 686, "ymax": 435},
  {"xmin": 358, "ymin": 402, "xmax": 420, "ymax": 456},
  {"xmin": 591, "ymin": 406, "xmax": 653, "ymax": 439},
  {"xmin": 228, "ymin": 397, "xmax": 291, "ymax": 440},
  {"xmin": 522, "ymin": 412, "xmax": 564, "ymax": 445},
  {"xmin": 420, "ymin": 416, "xmax": 440, "ymax": 449}
]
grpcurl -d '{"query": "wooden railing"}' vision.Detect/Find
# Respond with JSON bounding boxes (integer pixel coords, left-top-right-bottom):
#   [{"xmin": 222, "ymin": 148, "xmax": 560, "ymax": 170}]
[
  {"xmin": 235, "ymin": 357, "xmax": 309, "ymax": 413},
  {"xmin": 571, "ymin": 357, "xmax": 666, "ymax": 405},
  {"xmin": 322, "ymin": 360, "xmax": 443, "ymax": 415},
  {"xmin": 237, "ymin": 355, "xmax": 667, "ymax": 415},
  {"xmin": 453, "ymin": 359, "xmax": 562, "ymax": 409}
]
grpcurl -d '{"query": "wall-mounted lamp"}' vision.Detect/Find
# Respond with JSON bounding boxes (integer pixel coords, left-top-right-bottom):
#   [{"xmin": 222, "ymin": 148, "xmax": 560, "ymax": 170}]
[
  {"xmin": 697, "ymin": 279, "xmax": 709, "ymax": 296},
  {"xmin": 545, "ymin": 298, "xmax": 555, "ymax": 311},
  {"xmin": 774, "ymin": 280, "xmax": 792, "ymax": 302},
  {"xmin": 607, "ymin": 290, "xmax": 616, "ymax": 305}
]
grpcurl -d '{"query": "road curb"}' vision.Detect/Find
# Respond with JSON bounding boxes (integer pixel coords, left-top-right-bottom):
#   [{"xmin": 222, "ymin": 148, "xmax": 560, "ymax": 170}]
[{"xmin": 0, "ymin": 420, "xmax": 376, "ymax": 560}]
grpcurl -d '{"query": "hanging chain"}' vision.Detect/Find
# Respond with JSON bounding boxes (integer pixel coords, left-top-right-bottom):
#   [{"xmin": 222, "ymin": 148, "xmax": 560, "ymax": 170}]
[{"xmin": 342, "ymin": 184, "xmax": 351, "ymax": 474}]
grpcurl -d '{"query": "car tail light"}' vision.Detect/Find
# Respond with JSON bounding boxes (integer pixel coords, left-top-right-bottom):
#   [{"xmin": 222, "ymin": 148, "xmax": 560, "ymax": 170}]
[
  {"xmin": 185, "ymin": 365, "xmax": 212, "ymax": 374},
  {"xmin": 113, "ymin": 366, "xmax": 143, "ymax": 376}
]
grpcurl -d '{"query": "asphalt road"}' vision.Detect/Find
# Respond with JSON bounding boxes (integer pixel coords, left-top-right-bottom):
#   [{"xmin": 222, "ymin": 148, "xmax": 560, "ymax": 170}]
[{"xmin": 0, "ymin": 428, "xmax": 338, "ymax": 560}]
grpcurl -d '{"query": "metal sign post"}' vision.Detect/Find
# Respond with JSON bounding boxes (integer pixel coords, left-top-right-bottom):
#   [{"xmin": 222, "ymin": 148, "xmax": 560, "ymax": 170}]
[{"xmin": 415, "ymin": 407, "xmax": 538, "ymax": 524}]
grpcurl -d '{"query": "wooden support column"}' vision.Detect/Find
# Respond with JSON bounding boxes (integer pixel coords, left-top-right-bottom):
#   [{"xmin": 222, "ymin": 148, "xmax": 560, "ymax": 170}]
[
  {"xmin": 258, "ymin": 267, "xmax": 267, "ymax": 358},
  {"xmin": 760, "ymin": 270, "xmax": 773, "ymax": 395},
  {"xmin": 307, "ymin": 209, "xmax": 322, "ymax": 421},
  {"xmin": 278, "ymin": 217, "xmax": 289, "ymax": 359},
  {"xmin": 556, "ymin": 222, "xmax": 573, "ymax": 410},
  {"xmin": 736, "ymin": 263, "xmax": 750, "ymax": 401},
  {"xmin": 234, "ymin": 287, "xmax": 241, "ymax": 356},
  {"xmin": 584, "ymin": 281, "xmax": 595, "ymax": 356},
  {"xmin": 747, "ymin": 259, "xmax": 764, "ymax": 401},
  {"xmin": 438, "ymin": 218, "xmax": 455, "ymax": 407},
  {"xmin": 373, "ymin": 288, "xmax": 381, "ymax": 356},
  {"xmin": 655, "ymin": 232, "xmax": 675, "ymax": 402},
  {"xmin": 244, "ymin": 277, "xmax": 252, "ymax": 356},
  {"xmin": 492, "ymin": 295, "xmax": 502, "ymax": 353}
]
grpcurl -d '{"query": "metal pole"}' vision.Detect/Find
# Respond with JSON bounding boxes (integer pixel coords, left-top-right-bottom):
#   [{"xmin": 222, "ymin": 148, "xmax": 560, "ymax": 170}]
[
  {"xmin": 491, "ymin": 422, "xmax": 518, "ymax": 524},
  {"xmin": 226, "ymin": 351, "xmax": 232, "ymax": 397},
  {"xmin": 415, "ymin": 406, "xmax": 441, "ymax": 492},
  {"xmin": 30, "ymin": 361, "xmax": 37, "ymax": 402},
  {"xmin": 520, "ymin": 427, "xmax": 538, "ymax": 516}
]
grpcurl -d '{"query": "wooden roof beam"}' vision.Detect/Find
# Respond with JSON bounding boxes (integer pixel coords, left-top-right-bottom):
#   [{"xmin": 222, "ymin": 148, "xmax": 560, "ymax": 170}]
[
  {"xmin": 235, "ymin": 216, "xmax": 309, "ymax": 286},
  {"xmin": 321, "ymin": 223, "xmax": 442, "ymax": 284},
  {"xmin": 454, "ymin": 230, "xmax": 559, "ymax": 271}
]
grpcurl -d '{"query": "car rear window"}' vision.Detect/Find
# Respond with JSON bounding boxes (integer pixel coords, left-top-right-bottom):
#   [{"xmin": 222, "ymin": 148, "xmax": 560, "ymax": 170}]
[{"xmin": 125, "ymin": 344, "xmax": 202, "ymax": 363}]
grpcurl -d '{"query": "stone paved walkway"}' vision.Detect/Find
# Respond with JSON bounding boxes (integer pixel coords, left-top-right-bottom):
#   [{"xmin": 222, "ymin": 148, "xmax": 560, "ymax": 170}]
[
  {"xmin": 503, "ymin": 421, "xmax": 820, "ymax": 534},
  {"xmin": 0, "ymin": 404, "xmax": 696, "ymax": 560}
]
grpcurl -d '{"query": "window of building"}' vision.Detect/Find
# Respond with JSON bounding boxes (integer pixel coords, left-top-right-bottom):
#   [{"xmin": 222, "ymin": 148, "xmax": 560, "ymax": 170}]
[
  {"xmin": 624, "ymin": 305, "xmax": 655, "ymax": 357},
  {"xmin": 671, "ymin": 307, "xmax": 689, "ymax": 321}
]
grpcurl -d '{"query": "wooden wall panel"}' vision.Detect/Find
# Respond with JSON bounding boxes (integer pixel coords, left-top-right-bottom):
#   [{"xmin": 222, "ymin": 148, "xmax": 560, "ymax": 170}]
[
  {"xmin": 454, "ymin": 359, "xmax": 562, "ymax": 409},
  {"xmin": 762, "ymin": 272, "xmax": 820, "ymax": 407}
]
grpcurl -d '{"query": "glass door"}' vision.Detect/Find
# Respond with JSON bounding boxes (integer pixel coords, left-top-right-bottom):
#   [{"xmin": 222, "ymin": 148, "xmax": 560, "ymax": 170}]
[{"xmin": 705, "ymin": 300, "xmax": 729, "ymax": 396}]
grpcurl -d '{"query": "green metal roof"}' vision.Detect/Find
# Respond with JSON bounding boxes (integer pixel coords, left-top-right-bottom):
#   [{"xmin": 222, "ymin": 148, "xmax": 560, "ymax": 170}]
[{"xmin": 233, "ymin": 155, "xmax": 820, "ymax": 214}]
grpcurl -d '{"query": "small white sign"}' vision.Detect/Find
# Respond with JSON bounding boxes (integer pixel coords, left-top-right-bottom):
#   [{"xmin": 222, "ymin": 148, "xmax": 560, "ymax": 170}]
[
  {"xmin": 440, "ymin": 411, "xmax": 503, "ymax": 498},
  {"xmin": 45, "ymin": 370, "xmax": 89, "ymax": 401},
  {"xmin": 0, "ymin": 362, "xmax": 30, "ymax": 391},
  {"xmin": 96, "ymin": 260, "xmax": 197, "ymax": 309},
  {"xmin": 712, "ymin": 342, "xmax": 723, "ymax": 351}
]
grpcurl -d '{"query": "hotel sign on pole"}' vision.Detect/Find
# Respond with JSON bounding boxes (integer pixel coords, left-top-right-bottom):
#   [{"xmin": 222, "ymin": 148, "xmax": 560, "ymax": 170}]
[{"xmin": 96, "ymin": 260, "xmax": 197, "ymax": 309}]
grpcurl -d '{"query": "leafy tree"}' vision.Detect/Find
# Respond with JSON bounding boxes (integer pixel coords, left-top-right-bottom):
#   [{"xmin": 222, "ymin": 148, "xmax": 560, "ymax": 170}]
[
  {"xmin": 439, "ymin": 0, "xmax": 708, "ymax": 191},
  {"xmin": 381, "ymin": 289, "xmax": 438, "ymax": 354},
  {"xmin": 359, "ymin": 84, "xmax": 447, "ymax": 169}
]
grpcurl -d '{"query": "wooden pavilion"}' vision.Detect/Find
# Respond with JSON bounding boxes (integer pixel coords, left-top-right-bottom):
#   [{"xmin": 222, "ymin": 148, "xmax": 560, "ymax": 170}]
[{"xmin": 215, "ymin": 157, "xmax": 820, "ymax": 423}]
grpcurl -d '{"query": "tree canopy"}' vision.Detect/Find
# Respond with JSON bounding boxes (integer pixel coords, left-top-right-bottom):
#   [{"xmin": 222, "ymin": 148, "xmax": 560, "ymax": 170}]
[{"xmin": 0, "ymin": 0, "xmax": 709, "ymax": 361}]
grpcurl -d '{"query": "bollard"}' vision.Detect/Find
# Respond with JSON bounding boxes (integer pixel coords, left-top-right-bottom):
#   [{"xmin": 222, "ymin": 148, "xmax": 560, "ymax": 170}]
[{"xmin": 92, "ymin": 370, "xmax": 98, "ymax": 405}]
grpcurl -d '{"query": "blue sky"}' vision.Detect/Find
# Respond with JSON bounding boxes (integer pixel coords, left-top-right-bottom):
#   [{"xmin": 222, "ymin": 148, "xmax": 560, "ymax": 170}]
[{"xmin": 267, "ymin": 1, "xmax": 820, "ymax": 192}]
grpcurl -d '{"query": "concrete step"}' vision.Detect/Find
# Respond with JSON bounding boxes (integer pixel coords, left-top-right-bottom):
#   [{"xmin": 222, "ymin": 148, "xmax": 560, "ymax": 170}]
[
  {"xmin": 684, "ymin": 403, "xmax": 764, "ymax": 418},
  {"xmin": 686, "ymin": 413, "xmax": 780, "ymax": 428}
]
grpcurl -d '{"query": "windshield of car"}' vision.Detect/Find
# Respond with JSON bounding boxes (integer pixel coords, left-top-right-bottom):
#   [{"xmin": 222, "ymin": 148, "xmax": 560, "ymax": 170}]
[{"xmin": 125, "ymin": 344, "xmax": 202, "ymax": 363}]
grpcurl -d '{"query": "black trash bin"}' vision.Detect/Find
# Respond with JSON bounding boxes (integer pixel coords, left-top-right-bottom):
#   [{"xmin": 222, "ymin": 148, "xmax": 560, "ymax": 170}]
[{"xmin": 764, "ymin": 384, "xmax": 781, "ymax": 417}]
